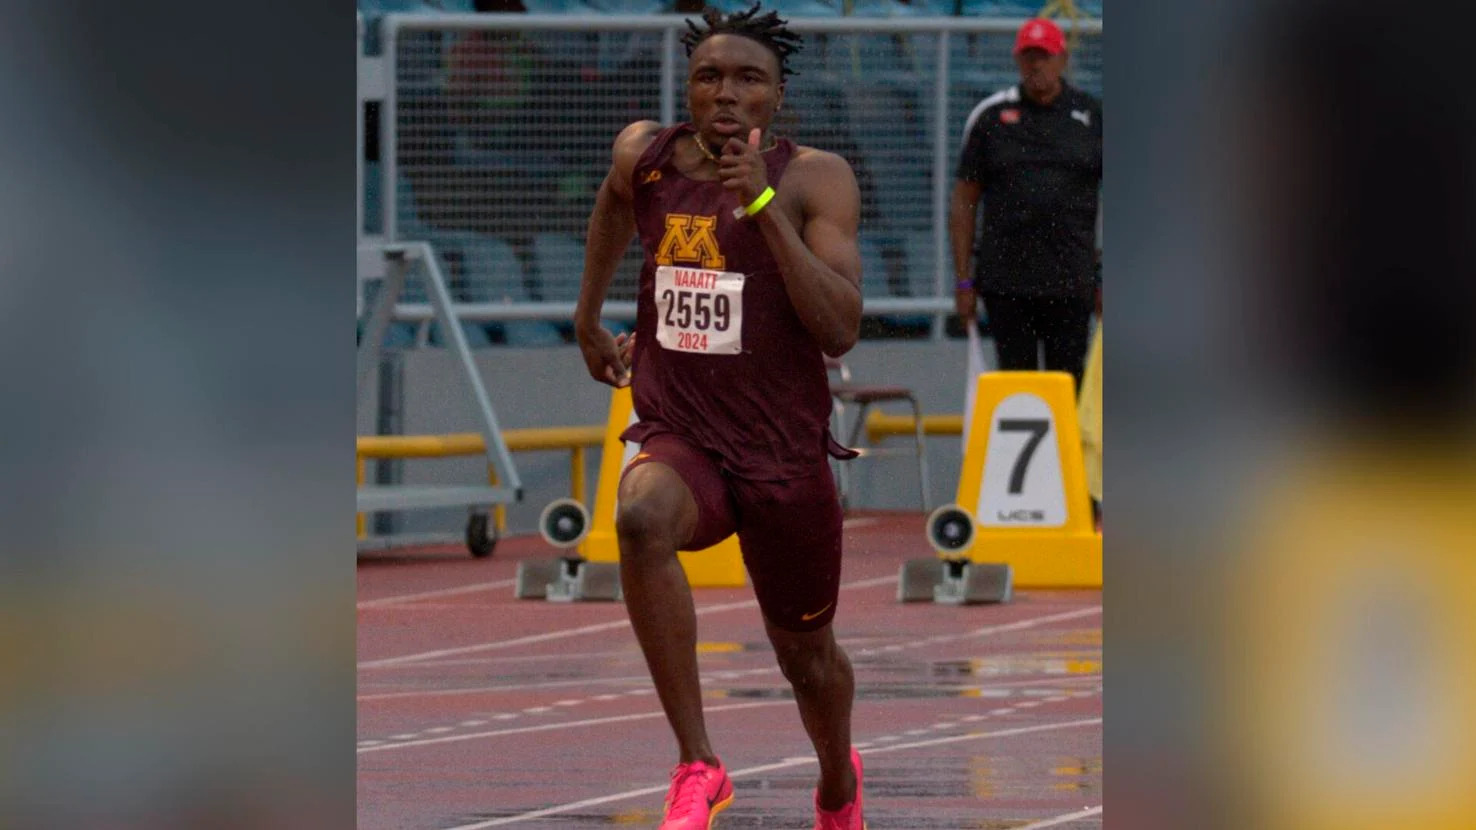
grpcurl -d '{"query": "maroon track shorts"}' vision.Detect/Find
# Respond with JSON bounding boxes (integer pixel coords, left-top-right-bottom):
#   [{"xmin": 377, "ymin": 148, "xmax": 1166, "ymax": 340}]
[{"xmin": 621, "ymin": 431, "xmax": 844, "ymax": 632}]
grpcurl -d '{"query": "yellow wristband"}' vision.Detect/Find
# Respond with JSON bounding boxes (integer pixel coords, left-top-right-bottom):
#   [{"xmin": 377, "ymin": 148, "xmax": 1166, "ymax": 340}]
[{"xmin": 741, "ymin": 186, "xmax": 776, "ymax": 218}]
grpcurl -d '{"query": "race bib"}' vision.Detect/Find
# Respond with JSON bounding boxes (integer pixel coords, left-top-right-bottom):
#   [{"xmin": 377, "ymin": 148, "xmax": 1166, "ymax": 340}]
[{"xmin": 654, "ymin": 265, "xmax": 744, "ymax": 355}]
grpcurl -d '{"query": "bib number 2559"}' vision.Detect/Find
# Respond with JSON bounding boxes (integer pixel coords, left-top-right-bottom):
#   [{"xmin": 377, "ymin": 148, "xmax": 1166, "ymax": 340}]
[{"xmin": 655, "ymin": 266, "xmax": 744, "ymax": 355}]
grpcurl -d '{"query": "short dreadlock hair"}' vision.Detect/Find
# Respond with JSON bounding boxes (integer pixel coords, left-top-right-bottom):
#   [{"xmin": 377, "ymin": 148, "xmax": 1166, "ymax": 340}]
[{"xmin": 681, "ymin": 3, "xmax": 803, "ymax": 81}]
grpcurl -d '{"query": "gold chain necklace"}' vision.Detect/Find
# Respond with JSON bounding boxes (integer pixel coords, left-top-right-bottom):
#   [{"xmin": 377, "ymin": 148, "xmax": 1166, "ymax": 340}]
[{"xmin": 692, "ymin": 132, "xmax": 778, "ymax": 164}]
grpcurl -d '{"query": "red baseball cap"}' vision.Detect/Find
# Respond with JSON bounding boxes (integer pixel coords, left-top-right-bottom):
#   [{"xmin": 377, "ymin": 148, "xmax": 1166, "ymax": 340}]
[{"xmin": 1013, "ymin": 18, "xmax": 1066, "ymax": 55}]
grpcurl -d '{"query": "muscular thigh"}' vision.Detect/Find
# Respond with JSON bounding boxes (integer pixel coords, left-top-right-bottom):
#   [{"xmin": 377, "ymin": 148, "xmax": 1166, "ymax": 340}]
[
  {"xmin": 730, "ymin": 462, "xmax": 844, "ymax": 632},
  {"xmin": 619, "ymin": 432, "xmax": 737, "ymax": 551}
]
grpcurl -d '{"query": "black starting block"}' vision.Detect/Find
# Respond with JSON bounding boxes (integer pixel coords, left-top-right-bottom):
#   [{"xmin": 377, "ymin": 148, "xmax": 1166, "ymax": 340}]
[
  {"xmin": 897, "ymin": 504, "xmax": 1013, "ymax": 605},
  {"xmin": 514, "ymin": 498, "xmax": 622, "ymax": 602},
  {"xmin": 897, "ymin": 557, "xmax": 1013, "ymax": 605}
]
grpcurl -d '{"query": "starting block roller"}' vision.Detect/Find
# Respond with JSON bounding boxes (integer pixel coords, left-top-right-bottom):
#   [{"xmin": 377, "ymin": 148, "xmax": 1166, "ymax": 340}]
[
  {"xmin": 515, "ymin": 386, "xmax": 746, "ymax": 602},
  {"xmin": 514, "ymin": 497, "xmax": 620, "ymax": 601},
  {"xmin": 902, "ymin": 371, "xmax": 1102, "ymax": 591},
  {"xmin": 898, "ymin": 504, "xmax": 1013, "ymax": 604}
]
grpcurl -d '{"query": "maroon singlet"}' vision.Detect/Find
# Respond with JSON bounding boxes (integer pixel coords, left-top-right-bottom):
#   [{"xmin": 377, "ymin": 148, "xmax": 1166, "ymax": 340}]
[{"xmin": 621, "ymin": 123, "xmax": 850, "ymax": 481}]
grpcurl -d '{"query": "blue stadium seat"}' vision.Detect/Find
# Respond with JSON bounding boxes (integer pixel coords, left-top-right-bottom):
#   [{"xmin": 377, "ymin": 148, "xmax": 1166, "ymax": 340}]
[
  {"xmin": 358, "ymin": 320, "xmax": 421, "ymax": 349},
  {"xmin": 781, "ymin": 0, "xmax": 843, "ymax": 16},
  {"xmin": 520, "ymin": 0, "xmax": 594, "ymax": 12},
  {"xmin": 595, "ymin": 29, "xmax": 664, "ymax": 75},
  {"xmin": 859, "ymin": 236, "xmax": 930, "ymax": 327},
  {"xmin": 708, "ymin": 0, "xmax": 840, "ymax": 15},
  {"xmin": 444, "ymin": 233, "xmax": 564, "ymax": 346},
  {"xmin": 585, "ymin": 0, "xmax": 663, "ymax": 12},
  {"xmin": 362, "ymin": 160, "xmax": 383, "ymax": 236},
  {"xmin": 844, "ymin": 83, "xmax": 925, "ymax": 160},
  {"xmin": 531, "ymin": 233, "xmax": 634, "ymax": 336},
  {"xmin": 902, "ymin": 230, "xmax": 945, "ymax": 298},
  {"xmin": 356, "ymin": 0, "xmax": 438, "ymax": 12},
  {"xmin": 392, "ymin": 175, "xmax": 439, "ymax": 243},
  {"xmin": 498, "ymin": 318, "xmax": 567, "ymax": 346},
  {"xmin": 847, "ymin": 0, "xmax": 935, "ymax": 17},
  {"xmin": 531, "ymin": 233, "xmax": 585, "ymax": 302},
  {"xmin": 427, "ymin": 320, "xmax": 494, "ymax": 348},
  {"xmin": 825, "ymin": 31, "xmax": 924, "ymax": 77},
  {"xmin": 445, "ymin": 233, "xmax": 529, "ymax": 303},
  {"xmin": 885, "ymin": 0, "xmax": 956, "ymax": 13},
  {"xmin": 958, "ymin": 0, "xmax": 1041, "ymax": 15},
  {"xmin": 857, "ymin": 237, "xmax": 892, "ymax": 298}
]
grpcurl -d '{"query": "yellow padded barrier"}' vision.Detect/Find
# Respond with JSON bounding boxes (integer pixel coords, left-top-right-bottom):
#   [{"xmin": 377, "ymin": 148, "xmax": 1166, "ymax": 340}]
[
  {"xmin": 864, "ymin": 412, "xmax": 965, "ymax": 443},
  {"xmin": 579, "ymin": 386, "xmax": 747, "ymax": 588},
  {"xmin": 356, "ymin": 427, "xmax": 605, "ymax": 458}
]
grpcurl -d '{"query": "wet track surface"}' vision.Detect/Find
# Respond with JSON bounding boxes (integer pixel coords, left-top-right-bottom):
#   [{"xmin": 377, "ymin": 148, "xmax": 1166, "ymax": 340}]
[{"xmin": 359, "ymin": 512, "xmax": 1102, "ymax": 829}]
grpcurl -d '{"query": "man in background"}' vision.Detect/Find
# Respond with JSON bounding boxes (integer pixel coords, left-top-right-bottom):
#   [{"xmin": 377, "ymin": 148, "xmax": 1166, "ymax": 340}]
[{"xmin": 950, "ymin": 17, "xmax": 1101, "ymax": 391}]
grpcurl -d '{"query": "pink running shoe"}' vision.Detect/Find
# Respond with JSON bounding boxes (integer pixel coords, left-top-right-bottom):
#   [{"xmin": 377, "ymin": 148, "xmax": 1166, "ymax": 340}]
[
  {"xmin": 659, "ymin": 758, "xmax": 734, "ymax": 829},
  {"xmin": 813, "ymin": 748, "xmax": 866, "ymax": 830}
]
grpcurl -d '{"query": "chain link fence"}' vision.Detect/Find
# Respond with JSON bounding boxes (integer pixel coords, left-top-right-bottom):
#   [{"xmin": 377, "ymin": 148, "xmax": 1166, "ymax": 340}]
[{"xmin": 363, "ymin": 14, "xmax": 1100, "ymax": 339}]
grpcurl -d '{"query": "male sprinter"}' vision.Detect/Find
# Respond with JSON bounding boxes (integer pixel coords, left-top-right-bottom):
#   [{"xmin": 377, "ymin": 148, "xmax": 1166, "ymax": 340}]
[{"xmin": 573, "ymin": 5, "xmax": 867, "ymax": 828}]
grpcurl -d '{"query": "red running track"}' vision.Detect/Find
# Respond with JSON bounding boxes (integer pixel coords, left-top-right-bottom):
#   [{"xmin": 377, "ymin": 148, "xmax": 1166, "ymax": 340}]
[{"xmin": 358, "ymin": 512, "xmax": 1102, "ymax": 829}]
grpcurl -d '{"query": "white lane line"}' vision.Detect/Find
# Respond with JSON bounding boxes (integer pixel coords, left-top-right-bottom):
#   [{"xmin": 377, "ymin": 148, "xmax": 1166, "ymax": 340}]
[
  {"xmin": 358, "ymin": 665, "xmax": 1099, "ymax": 701},
  {"xmin": 357, "ymin": 578, "xmax": 519, "ymax": 610},
  {"xmin": 440, "ymin": 718, "xmax": 1102, "ymax": 829},
  {"xmin": 357, "ymin": 701, "xmax": 787, "ymax": 755},
  {"xmin": 362, "ymin": 643, "xmax": 1101, "ymax": 705},
  {"xmin": 853, "ymin": 606, "xmax": 1103, "ymax": 658},
  {"xmin": 363, "ymin": 670, "xmax": 1098, "ymax": 748},
  {"xmin": 1013, "ymin": 805, "xmax": 1104, "ymax": 828},
  {"xmin": 374, "ymin": 650, "xmax": 647, "ymax": 670},
  {"xmin": 371, "ymin": 676, "xmax": 1098, "ymax": 753},
  {"xmin": 361, "ymin": 618, "xmax": 636, "ymax": 669},
  {"xmin": 359, "ymin": 674, "xmax": 649, "ymax": 700},
  {"xmin": 360, "ymin": 574, "xmax": 901, "ymax": 669},
  {"xmin": 360, "ymin": 605, "xmax": 1100, "ymax": 749}
]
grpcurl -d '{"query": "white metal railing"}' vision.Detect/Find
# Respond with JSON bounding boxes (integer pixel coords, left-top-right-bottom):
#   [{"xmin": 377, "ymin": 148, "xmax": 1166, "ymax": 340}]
[{"xmin": 360, "ymin": 13, "xmax": 1101, "ymax": 331}]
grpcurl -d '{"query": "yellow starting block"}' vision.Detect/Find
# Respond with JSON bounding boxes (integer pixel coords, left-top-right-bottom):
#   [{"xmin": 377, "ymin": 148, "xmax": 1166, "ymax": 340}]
[
  {"xmin": 902, "ymin": 371, "xmax": 1102, "ymax": 602},
  {"xmin": 517, "ymin": 386, "xmax": 747, "ymax": 601}
]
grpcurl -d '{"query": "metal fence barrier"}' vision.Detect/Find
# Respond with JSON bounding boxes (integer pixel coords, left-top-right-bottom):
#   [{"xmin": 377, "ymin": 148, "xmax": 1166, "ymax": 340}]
[{"xmin": 359, "ymin": 13, "xmax": 1101, "ymax": 338}]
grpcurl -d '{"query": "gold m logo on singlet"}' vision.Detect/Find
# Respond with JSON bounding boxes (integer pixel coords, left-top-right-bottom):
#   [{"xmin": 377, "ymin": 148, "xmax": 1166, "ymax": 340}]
[{"xmin": 654, "ymin": 214, "xmax": 725, "ymax": 269}]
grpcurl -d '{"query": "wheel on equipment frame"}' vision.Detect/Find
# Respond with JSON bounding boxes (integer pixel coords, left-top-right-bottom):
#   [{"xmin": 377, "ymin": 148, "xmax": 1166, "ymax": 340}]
[{"xmin": 466, "ymin": 511, "xmax": 498, "ymax": 558}]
